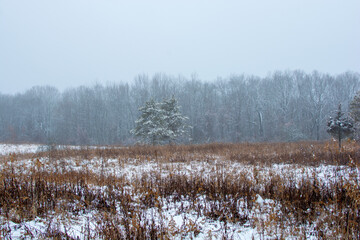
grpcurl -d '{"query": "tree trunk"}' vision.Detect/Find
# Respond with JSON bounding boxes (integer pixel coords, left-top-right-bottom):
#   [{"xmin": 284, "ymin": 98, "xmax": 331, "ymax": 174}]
[
  {"xmin": 257, "ymin": 110, "xmax": 264, "ymax": 139},
  {"xmin": 338, "ymin": 127, "xmax": 342, "ymax": 151}
]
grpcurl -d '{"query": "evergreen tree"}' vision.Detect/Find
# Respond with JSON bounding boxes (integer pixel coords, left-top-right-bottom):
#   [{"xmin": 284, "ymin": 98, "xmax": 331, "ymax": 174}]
[
  {"xmin": 161, "ymin": 96, "xmax": 189, "ymax": 143},
  {"xmin": 130, "ymin": 99, "xmax": 167, "ymax": 145},
  {"xmin": 131, "ymin": 97, "xmax": 189, "ymax": 145},
  {"xmin": 327, "ymin": 104, "xmax": 354, "ymax": 149}
]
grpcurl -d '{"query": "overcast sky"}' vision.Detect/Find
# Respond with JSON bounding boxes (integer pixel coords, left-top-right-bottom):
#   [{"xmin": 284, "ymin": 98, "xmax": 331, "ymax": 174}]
[{"xmin": 1, "ymin": 0, "xmax": 359, "ymax": 94}]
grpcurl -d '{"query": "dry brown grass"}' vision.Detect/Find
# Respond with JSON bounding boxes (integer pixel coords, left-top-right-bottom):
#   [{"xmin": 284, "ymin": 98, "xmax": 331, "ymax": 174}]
[
  {"xmin": 11, "ymin": 140, "xmax": 358, "ymax": 165},
  {"xmin": 0, "ymin": 141, "xmax": 359, "ymax": 239}
]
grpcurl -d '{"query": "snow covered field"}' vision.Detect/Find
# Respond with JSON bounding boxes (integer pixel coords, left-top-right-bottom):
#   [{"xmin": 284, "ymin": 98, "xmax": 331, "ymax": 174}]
[
  {"xmin": 0, "ymin": 142, "xmax": 359, "ymax": 239},
  {"xmin": 0, "ymin": 144, "xmax": 42, "ymax": 156},
  {"xmin": 0, "ymin": 144, "xmax": 123, "ymax": 156}
]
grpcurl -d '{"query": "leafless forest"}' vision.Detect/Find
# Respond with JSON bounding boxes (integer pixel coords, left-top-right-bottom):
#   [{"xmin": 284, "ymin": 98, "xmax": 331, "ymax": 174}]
[{"xmin": 0, "ymin": 70, "xmax": 359, "ymax": 145}]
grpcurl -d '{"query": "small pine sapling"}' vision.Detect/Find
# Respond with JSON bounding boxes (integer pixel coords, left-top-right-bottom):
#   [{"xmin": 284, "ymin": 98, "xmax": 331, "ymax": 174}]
[{"xmin": 327, "ymin": 104, "xmax": 355, "ymax": 150}]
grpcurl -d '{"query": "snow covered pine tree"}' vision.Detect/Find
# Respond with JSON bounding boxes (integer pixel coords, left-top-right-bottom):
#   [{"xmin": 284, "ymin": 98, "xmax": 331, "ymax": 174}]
[
  {"xmin": 327, "ymin": 104, "xmax": 354, "ymax": 150},
  {"xmin": 161, "ymin": 97, "xmax": 189, "ymax": 144},
  {"xmin": 130, "ymin": 99, "xmax": 166, "ymax": 145},
  {"xmin": 131, "ymin": 97, "xmax": 188, "ymax": 145}
]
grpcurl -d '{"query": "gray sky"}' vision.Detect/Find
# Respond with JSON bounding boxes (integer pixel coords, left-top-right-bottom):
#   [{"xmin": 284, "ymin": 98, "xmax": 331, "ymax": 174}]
[{"xmin": 1, "ymin": 0, "xmax": 359, "ymax": 94}]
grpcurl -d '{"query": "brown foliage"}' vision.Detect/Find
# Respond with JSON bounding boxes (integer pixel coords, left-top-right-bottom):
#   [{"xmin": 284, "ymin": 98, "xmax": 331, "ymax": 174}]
[{"xmin": 0, "ymin": 141, "xmax": 359, "ymax": 239}]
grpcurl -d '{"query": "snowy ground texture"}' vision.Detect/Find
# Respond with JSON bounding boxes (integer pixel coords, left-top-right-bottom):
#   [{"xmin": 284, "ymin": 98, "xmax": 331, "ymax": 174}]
[
  {"xmin": 0, "ymin": 142, "xmax": 359, "ymax": 239},
  {"xmin": 0, "ymin": 144, "xmax": 42, "ymax": 156}
]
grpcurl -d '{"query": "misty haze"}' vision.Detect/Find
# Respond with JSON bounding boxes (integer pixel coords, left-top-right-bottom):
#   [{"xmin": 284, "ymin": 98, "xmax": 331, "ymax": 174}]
[{"xmin": 1, "ymin": 1, "xmax": 360, "ymax": 239}]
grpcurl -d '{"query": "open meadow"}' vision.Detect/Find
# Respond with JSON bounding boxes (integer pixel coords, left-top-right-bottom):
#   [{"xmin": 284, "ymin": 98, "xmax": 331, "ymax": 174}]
[{"xmin": 0, "ymin": 141, "xmax": 359, "ymax": 239}]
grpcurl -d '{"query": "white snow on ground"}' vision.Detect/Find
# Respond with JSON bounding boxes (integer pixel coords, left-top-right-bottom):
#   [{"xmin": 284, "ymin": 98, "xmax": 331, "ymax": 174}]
[
  {"xmin": 0, "ymin": 144, "xmax": 42, "ymax": 155},
  {"xmin": 0, "ymin": 144, "xmax": 124, "ymax": 156},
  {"xmin": 0, "ymin": 145, "xmax": 358, "ymax": 239}
]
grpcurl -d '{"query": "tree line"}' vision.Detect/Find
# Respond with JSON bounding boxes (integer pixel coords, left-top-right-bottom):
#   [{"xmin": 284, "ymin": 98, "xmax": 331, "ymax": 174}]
[{"xmin": 0, "ymin": 70, "xmax": 359, "ymax": 145}]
